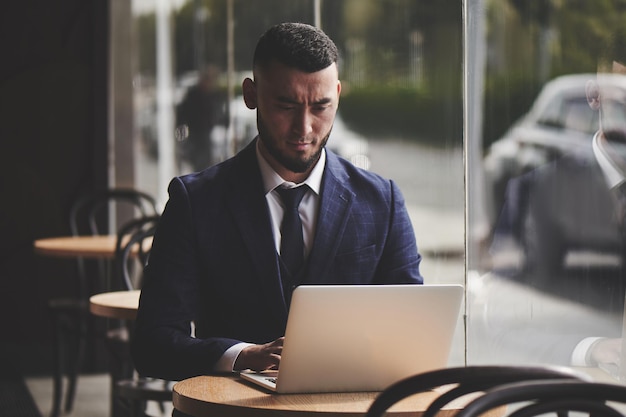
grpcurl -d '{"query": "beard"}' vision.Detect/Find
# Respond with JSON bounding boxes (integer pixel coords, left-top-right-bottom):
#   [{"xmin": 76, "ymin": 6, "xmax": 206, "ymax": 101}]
[{"xmin": 257, "ymin": 114, "xmax": 331, "ymax": 173}]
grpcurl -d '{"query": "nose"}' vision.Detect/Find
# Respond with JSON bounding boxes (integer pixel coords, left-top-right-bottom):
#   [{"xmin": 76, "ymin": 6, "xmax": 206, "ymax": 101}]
[{"xmin": 292, "ymin": 109, "xmax": 314, "ymax": 137}]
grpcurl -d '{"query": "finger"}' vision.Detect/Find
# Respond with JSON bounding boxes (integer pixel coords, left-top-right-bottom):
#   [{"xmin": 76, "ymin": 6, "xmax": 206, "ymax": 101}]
[
  {"xmin": 269, "ymin": 353, "xmax": 281, "ymax": 369},
  {"xmin": 270, "ymin": 337, "xmax": 285, "ymax": 347}
]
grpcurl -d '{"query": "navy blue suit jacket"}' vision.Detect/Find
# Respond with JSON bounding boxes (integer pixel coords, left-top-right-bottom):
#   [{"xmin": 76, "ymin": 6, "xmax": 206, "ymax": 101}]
[{"xmin": 132, "ymin": 139, "xmax": 423, "ymax": 380}]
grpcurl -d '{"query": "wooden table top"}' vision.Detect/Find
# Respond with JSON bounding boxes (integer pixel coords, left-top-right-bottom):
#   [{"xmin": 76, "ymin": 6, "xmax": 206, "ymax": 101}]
[
  {"xmin": 172, "ymin": 375, "xmax": 491, "ymax": 417},
  {"xmin": 89, "ymin": 290, "xmax": 140, "ymax": 320},
  {"xmin": 34, "ymin": 235, "xmax": 119, "ymax": 259},
  {"xmin": 34, "ymin": 234, "xmax": 152, "ymax": 259}
]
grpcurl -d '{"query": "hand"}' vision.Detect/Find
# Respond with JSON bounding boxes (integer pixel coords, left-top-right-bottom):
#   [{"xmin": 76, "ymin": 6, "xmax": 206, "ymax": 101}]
[
  {"xmin": 234, "ymin": 337, "xmax": 284, "ymax": 372},
  {"xmin": 589, "ymin": 338, "xmax": 622, "ymax": 367}
]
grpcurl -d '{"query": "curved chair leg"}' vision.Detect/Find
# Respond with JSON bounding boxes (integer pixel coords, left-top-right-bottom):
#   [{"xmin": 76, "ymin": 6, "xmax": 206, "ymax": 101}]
[
  {"xmin": 64, "ymin": 315, "xmax": 86, "ymax": 413},
  {"xmin": 50, "ymin": 313, "xmax": 63, "ymax": 417}
]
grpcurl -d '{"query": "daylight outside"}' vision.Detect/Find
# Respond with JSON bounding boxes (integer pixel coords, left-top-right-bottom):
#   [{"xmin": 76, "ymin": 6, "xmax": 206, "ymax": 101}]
[{"xmin": 116, "ymin": 0, "xmax": 625, "ymax": 378}]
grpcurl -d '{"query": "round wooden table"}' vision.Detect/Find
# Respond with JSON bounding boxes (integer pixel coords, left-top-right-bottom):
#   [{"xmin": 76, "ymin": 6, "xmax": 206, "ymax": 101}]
[
  {"xmin": 34, "ymin": 234, "xmax": 152, "ymax": 259},
  {"xmin": 172, "ymin": 375, "xmax": 491, "ymax": 417},
  {"xmin": 89, "ymin": 290, "xmax": 141, "ymax": 320},
  {"xmin": 34, "ymin": 235, "xmax": 119, "ymax": 259}
]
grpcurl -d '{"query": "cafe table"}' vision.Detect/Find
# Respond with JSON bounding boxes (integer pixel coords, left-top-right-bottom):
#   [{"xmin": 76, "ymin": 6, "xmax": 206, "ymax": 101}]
[
  {"xmin": 172, "ymin": 374, "xmax": 500, "ymax": 417},
  {"xmin": 89, "ymin": 289, "xmax": 141, "ymax": 320},
  {"xmin": 34, "ymin": 234, "xmax": 152, "ymax": 259},
  {"xmin": 34, "ymin": 235, "xmax": 119, "ymax": 258},
  {"xmin": 89, "ymin": 289, "xmax": 167, "ymax": 417}
]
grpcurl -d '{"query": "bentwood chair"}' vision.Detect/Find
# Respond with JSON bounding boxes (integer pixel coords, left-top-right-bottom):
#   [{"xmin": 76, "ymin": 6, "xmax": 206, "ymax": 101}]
[
  {"xmin": 105, "ymin": 215, "xmax": 172, "ymax": 417},
  {"xmin": 48, "ymin": 189, "xmax": 158, "ymax": 417},
  {"xmin": 114, "ymin": 215, "xmax": 161, "ymax": 291},
  {"xmin": 365, "ymin": 365, "xmax": 588, "ymax": 417},
  {"xmin": 457, "ymin": 379, "xmax": 626, "ymax": 417}
]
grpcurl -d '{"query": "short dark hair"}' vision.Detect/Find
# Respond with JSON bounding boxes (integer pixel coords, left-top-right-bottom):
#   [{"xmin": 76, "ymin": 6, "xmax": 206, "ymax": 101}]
[
  {"xmin": 596, "ymin": 27, "xmax": 626, "ymax": 71},
  {"xmin": 253, "ymin": 22, "xmax": 339, "ymax": 73}
]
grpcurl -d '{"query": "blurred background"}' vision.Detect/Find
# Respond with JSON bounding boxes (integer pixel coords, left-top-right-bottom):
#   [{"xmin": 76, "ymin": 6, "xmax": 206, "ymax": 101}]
[{"xmin": 2, "ymin": 0, "xmax": 626, "ymax": 415}]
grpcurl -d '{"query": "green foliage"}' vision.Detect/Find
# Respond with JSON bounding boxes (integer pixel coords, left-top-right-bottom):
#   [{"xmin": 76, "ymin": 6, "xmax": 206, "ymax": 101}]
[
  {"xmin": 137, "ymin": 0, "xmax": 626, "ymax": 153},
  {"xmin": 339, "ymin": 86, "xmax": 462, "ymax": 148},
  {"xmin": 136, "ymin": 14, "xmax": 156, "ymax": 75},
  {"xmin": 482, "ymin": 74, "xmax": 543, "ymax": 150}
]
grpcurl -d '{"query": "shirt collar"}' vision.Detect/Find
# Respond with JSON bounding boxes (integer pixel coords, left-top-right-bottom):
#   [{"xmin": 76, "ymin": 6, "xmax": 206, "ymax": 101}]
[
  {"xmin": 256, "ymin": 138, "xmax": 326, "ymax": 195},
  {"xmin": 593, "ymin": 130, "xmax": 626, "ymax": 189}
]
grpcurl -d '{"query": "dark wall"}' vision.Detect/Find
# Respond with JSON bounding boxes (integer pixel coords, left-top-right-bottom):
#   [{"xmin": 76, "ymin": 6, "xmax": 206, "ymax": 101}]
[{"xmin": 0, "ymin": 1, "xmax": 108, "ymax": 374}]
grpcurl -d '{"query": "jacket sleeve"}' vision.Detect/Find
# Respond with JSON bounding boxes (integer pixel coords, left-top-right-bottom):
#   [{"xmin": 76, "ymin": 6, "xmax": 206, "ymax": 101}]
[
  {"xmin": 131, "ymin": 177, "xmax": 239, "ymax": 381},
  {"xmin": 375, "ymin": 179, "xmax": 424, "ymax": 285}
]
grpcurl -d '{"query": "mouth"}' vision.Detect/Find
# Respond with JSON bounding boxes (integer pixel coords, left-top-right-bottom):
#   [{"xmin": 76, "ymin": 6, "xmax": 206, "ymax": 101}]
[{"xmin": 287, "ymin": 140, "xmax": 312, "ymax": 151}]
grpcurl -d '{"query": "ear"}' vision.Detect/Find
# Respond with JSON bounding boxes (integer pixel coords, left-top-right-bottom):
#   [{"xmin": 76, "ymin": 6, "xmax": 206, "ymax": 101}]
[
  {"xmin": 586, "ymin": 79, "xmax": 601, "ymax": 111},
  {"xmin": 242, "ymin": 78, "xmax": 257, "ymax": 109}
]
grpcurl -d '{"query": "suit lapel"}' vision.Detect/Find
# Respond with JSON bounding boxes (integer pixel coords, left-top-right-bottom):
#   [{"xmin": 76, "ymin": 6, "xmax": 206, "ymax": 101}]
[
  {"xmin": 306, "ymin": 152, "xmax": 355, "ymax": 282},
  {"xmin": 226, "ymin": 141, "xmax": 288, "ymax": 320},
  {"xmin": 223, "ymin": 146, "xmax": 355, "ymax": 312}
]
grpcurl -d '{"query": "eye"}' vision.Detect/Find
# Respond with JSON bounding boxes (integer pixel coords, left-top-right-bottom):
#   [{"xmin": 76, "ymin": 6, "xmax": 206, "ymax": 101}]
[{"xmin": 313, "ymin": 104, "xmax": 331, "ymax": 112}]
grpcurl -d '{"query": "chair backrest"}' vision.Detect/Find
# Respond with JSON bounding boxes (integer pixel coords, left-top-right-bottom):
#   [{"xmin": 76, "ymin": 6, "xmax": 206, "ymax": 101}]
[
  {"xmin": 115, "ymin": 216, "xmax": 160, "ymax": 291},
  {"xmin": 457, "ymin": 379, "xmax": 626, "ymax": 417},
  {"xmin": 69, "ymin": 188, "xmax": 158, "ymax": 236},
  {"xmin": 365, "ymin": 366, "xmax": 589, "ymax": 417},
  {"xmin": 68, "ymin": 188, "xmax": 158, "ymax": 296}
]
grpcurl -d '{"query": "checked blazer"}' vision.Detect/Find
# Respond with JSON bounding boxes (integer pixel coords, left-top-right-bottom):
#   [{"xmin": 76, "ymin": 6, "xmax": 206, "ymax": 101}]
[{"xmin": 132, "ymin": 138, "xmax": 423, "ymax": 381}]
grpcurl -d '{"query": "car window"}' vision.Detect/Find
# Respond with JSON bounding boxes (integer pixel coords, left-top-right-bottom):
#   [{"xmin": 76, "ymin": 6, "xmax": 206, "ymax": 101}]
[
  {"xmin": 535, "ymin": 94, "xmax": 566, "ymax": 128},
  {"xmin": 537, "ymin": 96, "xmax": 597, "ymax": 134},
  {"xmin": 561, "ymin": 98, "xmax": 598, "ymax": 133}
]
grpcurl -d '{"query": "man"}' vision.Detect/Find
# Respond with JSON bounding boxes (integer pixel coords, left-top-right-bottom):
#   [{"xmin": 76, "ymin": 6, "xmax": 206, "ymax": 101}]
[
  {"xmin": 132, "ymin": 22, "xmax": 423, "ymax": 382},
  {"xmin": 176, "ymin": 65, "xmax": 229, "ymax": 171}
]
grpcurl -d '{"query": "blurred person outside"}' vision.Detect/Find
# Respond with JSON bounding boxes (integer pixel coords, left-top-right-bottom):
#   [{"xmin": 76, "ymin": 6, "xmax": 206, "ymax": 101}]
[
  {"xmin": 132, "ymin": 22, "xmax": 423, "ymax": 393},
  {"xmin": 176, "ymin": 65, "xmax": 229, "ymax": 171}
]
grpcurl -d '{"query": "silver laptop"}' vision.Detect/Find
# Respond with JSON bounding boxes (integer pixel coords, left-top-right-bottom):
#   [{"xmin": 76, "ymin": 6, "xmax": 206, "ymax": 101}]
[{"xmin": 240, "ymin": 284, "xmax": 464, "ymax": 394}]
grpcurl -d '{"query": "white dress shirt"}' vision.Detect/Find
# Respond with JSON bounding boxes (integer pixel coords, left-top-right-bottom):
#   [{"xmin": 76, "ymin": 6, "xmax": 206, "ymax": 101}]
[
  {"xmin": 214, "ymin": 139, "xmax": 325, "ymax": 372},
  {"xmin": 570, "ymin": 131, "xmax": 625, "ymax": 366}
]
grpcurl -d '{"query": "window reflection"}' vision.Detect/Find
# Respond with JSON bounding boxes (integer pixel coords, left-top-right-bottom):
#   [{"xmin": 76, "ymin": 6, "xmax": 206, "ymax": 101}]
[
  {"xmin": 122, "ymin": 0, "xmax": 626, "ymax": 379},
  {"xmin": 470, "ymin": 0, "xmax": 625, "ymax": 380}
]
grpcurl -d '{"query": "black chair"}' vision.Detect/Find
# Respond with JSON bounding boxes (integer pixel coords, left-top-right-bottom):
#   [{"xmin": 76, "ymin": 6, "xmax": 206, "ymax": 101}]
[
  {"xmin": 114, "ymin": 215, "xmax": 161, "ymax": 291},
  {"xmin": 106, "ymin": 215, "xmax": 172, "ymax": 417},
  {"xmin": 48, "ymin": 189, "xmax": 158, "ymax": 417},
  {"xmin": 365, "ymin": 366, "xmax": 589, "ymax": 417},
  {"xmin": 457, "ymin": 379, "xmax": 626, "ymax": 417}
]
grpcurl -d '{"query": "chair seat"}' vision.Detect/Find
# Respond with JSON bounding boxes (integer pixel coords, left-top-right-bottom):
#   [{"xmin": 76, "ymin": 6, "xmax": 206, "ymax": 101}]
[
  {"xmin": 106, "ymin": 326, "xmax": 130, "ymax": 342},
  {"xmin": 115, "ymin": 379, "xmax": 174, "ymax": 402}
]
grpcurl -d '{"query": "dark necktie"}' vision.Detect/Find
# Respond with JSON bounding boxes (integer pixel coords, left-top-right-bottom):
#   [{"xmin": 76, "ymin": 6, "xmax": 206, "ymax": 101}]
[{"xmin": 276, "ymin": 185, "xmax": 308, "ymax": 275}]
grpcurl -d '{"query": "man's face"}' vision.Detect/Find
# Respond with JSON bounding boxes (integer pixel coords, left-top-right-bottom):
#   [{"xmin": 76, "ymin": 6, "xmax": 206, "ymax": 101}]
[
  {"xmin": 594, "ymin": 61, "xmax": 626, "ymax": 164},
  {"xmin": 243, "ymin": 61, "xmax": 341, "ymax": 182}
]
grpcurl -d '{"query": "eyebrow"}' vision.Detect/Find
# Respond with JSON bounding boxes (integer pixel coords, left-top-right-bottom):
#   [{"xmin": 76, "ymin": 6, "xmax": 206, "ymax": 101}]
[{"xmin": 276, "ymin": 96, "xmax": 333, "ymax": 106}]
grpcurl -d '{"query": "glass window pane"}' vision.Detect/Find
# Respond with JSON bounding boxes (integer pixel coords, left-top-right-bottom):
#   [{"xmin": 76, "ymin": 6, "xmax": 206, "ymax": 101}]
[
  {"xmin": 127, "ymin": 0, "xmax": 465, "ymax": 365},
  {"xmin": 468, "ymin": 0, "xmax": 626, "ymax": 380}
]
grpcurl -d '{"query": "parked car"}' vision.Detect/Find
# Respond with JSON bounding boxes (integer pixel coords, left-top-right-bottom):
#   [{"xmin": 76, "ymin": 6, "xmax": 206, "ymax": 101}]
[
  {"xmin": 484, "ymin": 73, "xmax": 626, "ymax": 225},
  {"xmin": 484, "ymin": 73, "xmax": 626, "ymax": 273}
]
